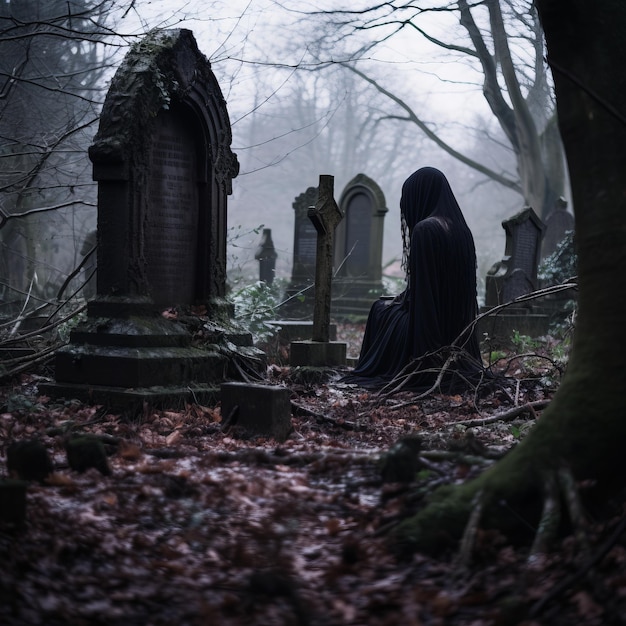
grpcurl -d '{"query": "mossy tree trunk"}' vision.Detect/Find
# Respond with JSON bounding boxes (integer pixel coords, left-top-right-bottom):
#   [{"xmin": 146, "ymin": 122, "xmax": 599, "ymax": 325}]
[{"xmin": 394, "ymin": 0, "xmax": 626, "ymax": 553}]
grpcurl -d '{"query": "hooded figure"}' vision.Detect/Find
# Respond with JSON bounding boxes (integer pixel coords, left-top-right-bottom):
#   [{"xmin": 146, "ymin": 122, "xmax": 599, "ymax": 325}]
[{"xmin": 345, "ymin": 167, "xmax": 482, "ymax": 390}]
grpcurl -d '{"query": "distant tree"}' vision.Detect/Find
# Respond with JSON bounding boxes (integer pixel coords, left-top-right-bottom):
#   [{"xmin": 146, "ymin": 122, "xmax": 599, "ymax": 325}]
[
  {"xmin": 392, "ymin": 0, "xmax": 626, "ymax": 568},
  {"xmin": 305, "ymin": 0, "xmax": 567, "ymax": 219},
  {"xmin": 238, "ymin": 64, "xmax": 425, "ymax": 196},
  {"xmin": 0, "ymin": 0, "xmax": 115, "ymax": 307},
  {"xmin": 230, "ymin": 62, "xmax": 437, "ymax": 278}
]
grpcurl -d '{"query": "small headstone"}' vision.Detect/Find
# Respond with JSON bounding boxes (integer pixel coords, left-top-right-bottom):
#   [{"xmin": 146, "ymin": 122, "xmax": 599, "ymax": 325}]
[
  {"xmin": 282, "ymin": 186, "xmax": 319, "ymax": 318},
  {"xmin": 333, "ymin": 174, "xmax": 388, "ymax": 318},
  {"xmin": 481, "ymin": 207, "xmax": 550, "ymax": 344},
  {"xmin": 485, "ymin": 207, "xmax": 546, "ymax": 307},
  {"xmin": 254, "ymin": 228, "xmax": 277, "ymax": 284}
]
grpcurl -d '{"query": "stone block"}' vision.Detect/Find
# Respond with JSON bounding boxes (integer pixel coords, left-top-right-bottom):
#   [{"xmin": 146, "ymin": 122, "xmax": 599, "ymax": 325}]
[
  {"xmin": 289, "ymin": 340, "xmax": 347, "ymax": 367},
  {"xmin": 220, "ymin": 382, "xmax": 292, "ymax": 442}
]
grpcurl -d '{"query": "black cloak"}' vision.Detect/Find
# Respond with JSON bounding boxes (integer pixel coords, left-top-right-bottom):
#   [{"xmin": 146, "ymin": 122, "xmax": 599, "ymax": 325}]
[{"xmin": 344, "ymin": 167, "xmax": 482, "ymax": 390}]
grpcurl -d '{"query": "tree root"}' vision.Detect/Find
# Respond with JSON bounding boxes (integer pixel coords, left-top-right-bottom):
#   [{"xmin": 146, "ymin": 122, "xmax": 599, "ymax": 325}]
[
  {"xmin": 455, "ymin": 488, "xmax": 485, "ymax": 569},
  {"xmin": 529, "ymin": 514, "xmax": 626, "ymax": 619},
  {"xmin": 528, "ymin": 471, "xmax": 561, "ymax": 560},
  {"xmin": 390, "ymin": 458, "xmax": 624, "ymax": 622},
  {"xmin": 393, "ymin": 462, "xmax": 597, "ymax": 574}
]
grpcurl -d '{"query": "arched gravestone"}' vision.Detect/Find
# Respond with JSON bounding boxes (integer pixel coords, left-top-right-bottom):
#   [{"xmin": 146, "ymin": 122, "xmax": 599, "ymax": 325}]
[
  {"xmin": 332, "ymin": 174, "xmax": 387, "ymax": 318},
  {"xmin": 43, "ymin": 30, "xmax": 247, "ymax": 408},
  {"xmin": 90, "ymin": 30, "xmax": 238, "ymax": 308}
]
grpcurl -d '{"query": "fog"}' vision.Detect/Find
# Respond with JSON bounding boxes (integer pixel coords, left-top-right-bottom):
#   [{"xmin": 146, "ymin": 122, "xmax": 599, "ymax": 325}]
[
  {"xmin": 163, "ymin": 0, "xmax": 523, "ymax": 299},
  {"xmin": 2, "ymin": 0, "xmax": 532, "ymax": 305}
]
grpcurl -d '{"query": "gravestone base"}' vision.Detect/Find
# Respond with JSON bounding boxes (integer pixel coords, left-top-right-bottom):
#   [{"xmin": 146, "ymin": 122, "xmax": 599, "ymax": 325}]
[
  {"xmin": 478, "ymin": 307, "xmax": 553, "ymax": 346},
  {"xmin": 289, "ymin": 340, "xmax": 347, "ymax": 367},
  {"xmin": 331, "ymin": 279, "xmax": 384, "ymax": 321},
  {"xmin": 39, "ymin": 382, "xmax": 220, "ymax": 412},
  {"xmin": 220, "ymin": 382, "xmax": 292, "ymax": 442},
  {"xmin": 52, "ymin": 344, "xmax": 227, "ymax": 388},
  {"xmin": 41, "ymin": 297, "xmax": 262, "ymax": 411}
]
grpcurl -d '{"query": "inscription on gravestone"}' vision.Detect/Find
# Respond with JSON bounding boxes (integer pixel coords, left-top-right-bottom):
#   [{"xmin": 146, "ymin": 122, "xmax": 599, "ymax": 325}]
[
  {"xmin": 282, "ymin": 186, "xmax": 319, "ymax": 318},
  {"xmin": 296, "ymin": 221, "xmax": 317, "ymax": 268},
  {"xmin": 145, "ymin": 111, "xmax": 199, "ymax": 305},
  {"xmin": 513, "ymin": 219, "xmax": 537, "ymax": 279}
]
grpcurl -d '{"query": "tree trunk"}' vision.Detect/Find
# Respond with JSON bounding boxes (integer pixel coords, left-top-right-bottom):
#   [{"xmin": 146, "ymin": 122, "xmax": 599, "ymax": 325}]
[{"xmin": 393, "ymin": 0, "xmax": 626, "ymax": 554}]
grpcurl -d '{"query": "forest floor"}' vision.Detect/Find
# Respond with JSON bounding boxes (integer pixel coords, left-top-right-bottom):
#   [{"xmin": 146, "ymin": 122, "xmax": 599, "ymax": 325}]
[{"xmin": 1, "ymin": 323, "xmax": 625, "ymax": 625}]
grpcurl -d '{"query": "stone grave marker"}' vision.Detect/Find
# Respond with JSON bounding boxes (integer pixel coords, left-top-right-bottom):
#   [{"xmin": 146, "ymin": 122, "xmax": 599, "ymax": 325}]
[
  {"xmin": 480, "ymin": 207, "xmax": 550, "ymax": 343},
  {"xmin": 485, "ymin": 207, "xmax": 546, "ymax": 307},
  {"xmin": 41, "ymin": 29, "xmax": 248, "ymax": 409},
  {"xmin": 333, "ymin": 173, "xmax": 387, "ymax": 318},
  {"xmin": 281, "ymin": 186, "xmax": 319, "ymax": 318},
  {"xmin": 290, "ymin": 175, "xmax": 347, "ymax": 366},
  {"xmin": 254, "ymin": 228, "xmax": 277, "ymax": 284}
]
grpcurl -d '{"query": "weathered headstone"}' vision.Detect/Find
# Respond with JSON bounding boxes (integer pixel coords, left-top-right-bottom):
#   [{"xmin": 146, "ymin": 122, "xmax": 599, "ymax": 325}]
[
  {"xmin": 485, "ymin": 207, "xmax": 546, "ymax": 307},
  {"xmin": 281, "ymin": 186, "xmax": 319, "ymax": 318},
  {"xmin": 42, "ymin": 29, "xmax": 248, "ymax": 408},
  {"xmin": 333, "ymin": 173, "xmax": 387, "ymax": 318},
  {"xmin": 290, "ymin": 175, "xmax": 347, "ymax": 366},
  {"xmin": 254, "ymin": 228, "xmax": 277, "ymax": 284},
  {"xmin": 481, "ymin": 207, "xmax": 550, "ymax": 343}
]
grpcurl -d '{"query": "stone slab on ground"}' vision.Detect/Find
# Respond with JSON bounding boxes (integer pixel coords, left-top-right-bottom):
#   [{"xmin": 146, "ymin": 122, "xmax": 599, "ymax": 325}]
[{"xmin": 220, "ymin": 382, "xmax": 292, "ymax": 442}]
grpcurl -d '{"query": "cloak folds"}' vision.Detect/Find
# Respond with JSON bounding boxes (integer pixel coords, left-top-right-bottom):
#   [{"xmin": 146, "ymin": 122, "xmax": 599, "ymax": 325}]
[{"xmin": 344, "ymin": 167, "xmax": 482, "ymax": 391}]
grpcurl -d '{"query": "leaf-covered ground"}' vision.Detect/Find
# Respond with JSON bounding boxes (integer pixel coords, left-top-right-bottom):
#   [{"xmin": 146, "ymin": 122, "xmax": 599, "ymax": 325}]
[{"xmin": 1, "ymin": 325, "xmax": 625, "ymax": 626}]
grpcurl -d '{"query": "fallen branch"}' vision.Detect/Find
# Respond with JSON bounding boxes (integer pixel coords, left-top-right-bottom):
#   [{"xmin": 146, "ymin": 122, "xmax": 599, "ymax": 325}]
[
  {"xmin": 291, "ymin": 401, "xmax": 357, "ymax": 430},
  {"xmin": 454, "ymin": 400, "xmax": 549, "ymax": 427},
  {"xmin": 0, "ymin": 342, "xmax": 62, "ymax": 383}
]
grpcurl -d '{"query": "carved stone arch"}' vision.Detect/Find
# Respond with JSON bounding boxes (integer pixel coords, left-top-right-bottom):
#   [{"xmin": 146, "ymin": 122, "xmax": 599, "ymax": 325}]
[
  {"xmin": 89, "ymin": 28, "xmax": 238, "ymax": 303},
  {"xmin": 334, "ymin": 173, "xmax": 388, "ymax": 281}
]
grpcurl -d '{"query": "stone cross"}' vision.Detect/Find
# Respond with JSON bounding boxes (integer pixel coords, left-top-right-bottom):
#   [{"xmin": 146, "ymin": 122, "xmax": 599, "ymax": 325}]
[{"xmin": 308, "ymin": 175, "xmax": 343, "ymax": 342}]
